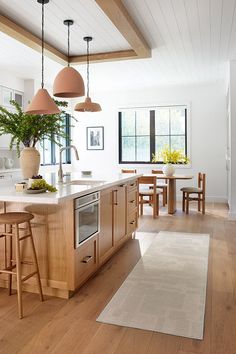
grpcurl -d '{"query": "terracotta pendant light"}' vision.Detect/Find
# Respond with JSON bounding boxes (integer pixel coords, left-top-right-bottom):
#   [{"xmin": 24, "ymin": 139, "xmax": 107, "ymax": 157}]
[
  {"xmin": 74, "ymin": 37, "xmax": 101, "ymax": 112},
  {"xmin": 53, "ymin": 20, "xmax": 85, "ymax": 98},
  {"xmin": 26, "ymin": 0, "xmax": 59, "ymax": 115}
]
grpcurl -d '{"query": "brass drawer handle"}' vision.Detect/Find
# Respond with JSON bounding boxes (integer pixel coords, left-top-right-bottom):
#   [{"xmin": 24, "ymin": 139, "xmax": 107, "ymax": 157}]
[
  {"xmin": 119, "ymin": 184, "xmax": 126, "ymax": 187},
  {"xmin": 82, "ymin": 255, "xmax": 93, "ymax": 263},
  {"xmin": 129, "ymin": 200, "xmax": 135, "ymax": 204},
  {"xmin": 129, "ymin": 221, "xmax": 135, "ymax": 225},
  {"xmin": 130, "ymin": 183, "xmax": 135, "ymax": 187},
  {"xmin": 113, "ymin": 189, "xmax": 118, "ymax": 205}
]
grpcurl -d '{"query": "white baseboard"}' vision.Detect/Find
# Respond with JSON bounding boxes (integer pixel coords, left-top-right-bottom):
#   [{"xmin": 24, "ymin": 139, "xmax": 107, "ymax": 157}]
[
  {"xmin": 176, "ymin": 195, "xmax": 227, "ymax": 203},
  {"xmin": 228, "ymin": 211, "xmax": 236, "ymax": 220}
]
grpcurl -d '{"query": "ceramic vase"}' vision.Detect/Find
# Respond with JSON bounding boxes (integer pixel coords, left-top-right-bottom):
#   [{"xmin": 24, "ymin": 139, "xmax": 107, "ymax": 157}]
[
  {"xmin": 20, "ymin": 147, "xmax": 40, "ymax": 179},
  {"xmin": 162, "ymin": 163, "xmax": 175, "ymax": 177}
]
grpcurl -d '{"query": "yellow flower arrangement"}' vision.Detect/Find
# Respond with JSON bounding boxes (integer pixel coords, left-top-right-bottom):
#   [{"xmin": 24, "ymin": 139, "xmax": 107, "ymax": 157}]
[{"xmin": 152, "ymin": 146, "xmax": 190, "ymax": 164}]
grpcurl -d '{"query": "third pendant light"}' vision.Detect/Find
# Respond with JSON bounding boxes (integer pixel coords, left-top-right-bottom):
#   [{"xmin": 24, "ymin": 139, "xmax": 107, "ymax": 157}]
[
  {"xmin": 75, "ymin": 37, "xmax": 102, "ymax": 112},
  {"xmin": 53, "ymin": 20, "xmax": 85, "ymax": 98}
]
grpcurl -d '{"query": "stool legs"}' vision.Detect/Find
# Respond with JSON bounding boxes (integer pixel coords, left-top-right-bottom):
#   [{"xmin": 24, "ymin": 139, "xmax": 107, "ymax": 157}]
[
  {"xmin": 28, "ymin": 222, "xmax": 43, "ymax": 302},
  {"xmin": 15, "ymin": 223, "xmax": 23, "ymax": 319},
  {"xmin": 1, "ymin": 220, "xmax": 43, "ymax": 319},
  {"xmin": 8, "ymin": 227, "xmax": 12, "ymax": 296}
]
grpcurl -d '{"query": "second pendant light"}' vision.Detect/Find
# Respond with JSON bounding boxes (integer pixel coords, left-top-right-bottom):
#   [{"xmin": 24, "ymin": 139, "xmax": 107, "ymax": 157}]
[
  {"xmin": 53, "ymin": 20, "xmax": 85, "ymax": 98},
  {"xmin": 75, "ymin": 37, "xmax": 101, "ymax": 112}
]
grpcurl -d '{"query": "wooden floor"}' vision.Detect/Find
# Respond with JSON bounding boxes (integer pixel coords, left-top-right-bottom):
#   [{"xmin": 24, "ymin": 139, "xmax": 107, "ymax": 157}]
[{"xmin": 0, "ymin": 202, "xmax": 236, "ymax": 354}]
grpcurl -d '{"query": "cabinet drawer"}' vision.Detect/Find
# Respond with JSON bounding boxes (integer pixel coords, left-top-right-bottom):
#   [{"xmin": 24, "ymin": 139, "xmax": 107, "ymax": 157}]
[
  {"xmin": 127, "ymin": 189, "xmax": 138, "ymax": 214},
  {"xmin": 128, "ymin": 211, "xmax": 138, "ymax": 234},
  {"xmin": 75, "ymin": 236, "xmax": 98, "ymax": 287},
  {"xmin": 127, "ymin": 179, "xmax": 138, "ymax": 192}
]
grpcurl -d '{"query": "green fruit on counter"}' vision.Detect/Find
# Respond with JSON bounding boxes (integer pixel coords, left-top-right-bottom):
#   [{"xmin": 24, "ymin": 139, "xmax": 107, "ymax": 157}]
[{"xmin": 30, "ymin": 179, "xmax": 57, "ymax": 192}]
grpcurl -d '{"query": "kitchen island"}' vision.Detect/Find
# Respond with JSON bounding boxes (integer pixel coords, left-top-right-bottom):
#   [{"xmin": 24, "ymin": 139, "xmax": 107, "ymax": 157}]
[{"xmin": 0, "ymin": 173, "xmax": 140, "ymax": 298}]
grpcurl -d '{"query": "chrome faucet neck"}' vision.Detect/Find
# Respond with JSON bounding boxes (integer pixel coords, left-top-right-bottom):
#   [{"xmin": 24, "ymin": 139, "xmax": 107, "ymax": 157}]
[{"xmin": 58, "ymin": 145, "xmax": 79, "ymax": 183}]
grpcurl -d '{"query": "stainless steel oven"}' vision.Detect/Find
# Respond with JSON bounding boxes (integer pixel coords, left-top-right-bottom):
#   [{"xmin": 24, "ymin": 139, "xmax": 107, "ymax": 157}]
[{"xmin": 74, "ymin": 191, "xmax": 100, "ymax": 248}]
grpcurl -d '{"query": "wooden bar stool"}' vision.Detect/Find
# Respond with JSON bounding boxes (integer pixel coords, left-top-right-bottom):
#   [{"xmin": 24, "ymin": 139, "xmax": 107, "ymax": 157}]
[{"xmin": 0, "ymin": 212, "xmax": 43, "ymax": 319}]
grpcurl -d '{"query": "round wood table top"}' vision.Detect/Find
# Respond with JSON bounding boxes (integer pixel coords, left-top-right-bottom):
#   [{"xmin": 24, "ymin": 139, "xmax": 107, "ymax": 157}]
[{"xmin": 144, "ymin": 174, "xmax": 193, "ymax": 180}]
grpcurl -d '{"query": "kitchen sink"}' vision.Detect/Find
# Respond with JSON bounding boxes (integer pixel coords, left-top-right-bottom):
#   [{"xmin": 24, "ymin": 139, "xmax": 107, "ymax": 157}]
[{"xmin": 67, "ymin": 179, "xmax": 106, "ymax": 185}]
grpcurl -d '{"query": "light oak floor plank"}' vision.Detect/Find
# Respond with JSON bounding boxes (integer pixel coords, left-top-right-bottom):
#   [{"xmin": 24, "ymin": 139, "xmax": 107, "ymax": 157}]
[{"xmin": 1, "ymin": 202, "xmax": 236, "ymax": 354}]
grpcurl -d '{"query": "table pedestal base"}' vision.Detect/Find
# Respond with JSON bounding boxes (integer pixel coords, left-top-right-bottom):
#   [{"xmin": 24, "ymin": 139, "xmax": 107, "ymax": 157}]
[{"xmin": 168, "ymin": 179, "xmax": 176, "ymax": 214}]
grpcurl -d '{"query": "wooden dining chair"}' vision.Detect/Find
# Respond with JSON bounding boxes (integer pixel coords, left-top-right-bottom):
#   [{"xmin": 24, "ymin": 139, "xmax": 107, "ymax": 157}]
[
  {"xmin": 181, "ymin": 172, "xmax": 206, "ymax": 214},
  {"xmin": 151, "ymin": 170, "xmax": 168, "ymax": 206},
  {"xmin": 138, "ymin": 176, "xmax": 162, "ymax": 218},
  {"xmin": 121, "ymin": 169, "xmax": 137, "ymax": 173}
]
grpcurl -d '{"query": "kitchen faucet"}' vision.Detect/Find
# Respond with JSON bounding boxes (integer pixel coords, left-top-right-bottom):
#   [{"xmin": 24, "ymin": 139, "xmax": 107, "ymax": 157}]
[{"xmin": 58, "ymin": 145, "xmax": 79, "ymax": 182}]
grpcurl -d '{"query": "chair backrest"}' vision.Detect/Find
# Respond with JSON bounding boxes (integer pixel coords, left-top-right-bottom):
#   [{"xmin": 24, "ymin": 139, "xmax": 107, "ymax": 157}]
[
  {"xmin": 198, "ymin": 173, "xmax": 206, "ymax": 195},
  {"xmin": 152, "ymin": 169, "xmax": 167, "ymax": 183},
  {"xmin": 121, "ymin": 169, "xmax": 137, "ymax": 173},
  {"xmin": 138, "ymin": 176, "xmax": 156, "ymax": 189}
]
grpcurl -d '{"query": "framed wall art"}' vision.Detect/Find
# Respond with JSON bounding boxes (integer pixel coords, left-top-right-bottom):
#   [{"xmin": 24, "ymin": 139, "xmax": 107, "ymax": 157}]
[{"xmin": 86, "ymin": 126, "xmax": 104, "ymax": 150}]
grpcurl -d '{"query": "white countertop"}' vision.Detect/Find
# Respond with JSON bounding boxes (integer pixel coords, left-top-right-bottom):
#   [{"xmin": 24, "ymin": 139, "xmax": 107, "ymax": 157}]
[{"xmin": 0, "ymin": 172, "xmax": 140, "ymax": 204}]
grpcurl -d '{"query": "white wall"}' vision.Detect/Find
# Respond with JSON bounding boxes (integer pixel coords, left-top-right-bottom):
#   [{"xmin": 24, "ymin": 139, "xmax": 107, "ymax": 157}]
[
  {"xmin": 228, "ymin": 61, "xmax": 236, "ymax": 218},
  {"xmin": 0, "ymin": 70, "xmax": 24, "ymax": 92},
  {"xmin": 72, "ymin": 81, "xmax": 227, "ymax": 202}
]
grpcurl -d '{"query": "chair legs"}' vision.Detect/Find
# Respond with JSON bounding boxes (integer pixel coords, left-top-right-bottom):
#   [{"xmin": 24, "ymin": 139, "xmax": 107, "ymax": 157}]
[
  {"xmin": 182, "ymin": 192, "xmax": 185, "ymax": 212},
  {"xmin": 202, "ymin": 197, "xmax": 205, "ymax": 215},
  {"xmin": 198, "ymin": 198, "xmax": 201, "ymax": 212},
  {"xmin": 156, "ymin": 194, "xmax": 159, "ymax": 216},
  {"xmin": 182, "ymin": 192, "xmax": 205, "ymax": 215},
  {"xmin": 139, "ymin": 195, "xmax": 160, "ymax": 218},
  {"xmin": 186, "ymin": 193, "xmax": 189, "ymax": 214}
]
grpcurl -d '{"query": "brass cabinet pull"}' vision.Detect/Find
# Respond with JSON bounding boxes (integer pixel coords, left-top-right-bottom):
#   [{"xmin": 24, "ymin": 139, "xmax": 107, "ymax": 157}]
[
  {"xmin": 82, "ymin": 255, "xmax": 93, "ymax": 263},
  {"xmin": 130, "ymin": 183, "xmax": 135, "ymax": 187},
  {"xmin": 129, "ymin": 200, "xmax": 135, "ymax": 204},
  {"xmin": 113, "ymin": 189, "xmax": 118, "ymax": 205},
  {"xmin": 130, "ymin": 221, "xmax": 135, "ymax": 225},
  {"xmin": 119, "ymin": 184, "xmax": 126, "ymax": 187}
]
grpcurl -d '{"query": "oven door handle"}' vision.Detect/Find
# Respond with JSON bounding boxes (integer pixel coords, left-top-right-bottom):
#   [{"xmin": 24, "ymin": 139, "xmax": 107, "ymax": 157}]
[{"xmin": 75, "ymin": 200, "xmax": 100, "ymax": 212}]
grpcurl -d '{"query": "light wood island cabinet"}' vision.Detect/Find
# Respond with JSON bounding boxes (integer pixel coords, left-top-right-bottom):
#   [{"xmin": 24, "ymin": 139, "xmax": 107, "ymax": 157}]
[{"xmin": 0, "ymin": 178, "xmax": 138, "ymax": 299}]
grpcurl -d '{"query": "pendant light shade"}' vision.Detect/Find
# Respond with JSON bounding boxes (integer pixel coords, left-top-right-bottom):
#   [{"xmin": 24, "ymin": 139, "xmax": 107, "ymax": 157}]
[
  {"xmin": 53, "ymin": 66, "xmax": 84, "ymax": 98},
  {"xmin": 74, "ymin": 97, "xmax": 101, "ymax": 112},
  {"xmin": 26, "ymin": 88, "xmax": 60, "ymax": 115},
  {"xmin": 26, "ymin": 0, "xmax": 59, "ymax": 115},
  {"xmin": 74, "ymin": 37, "xmax": 102, "ymax": 112},
  {"xmin": 53, "ymin": 19, "xmax": 85, "ymax": 98}
]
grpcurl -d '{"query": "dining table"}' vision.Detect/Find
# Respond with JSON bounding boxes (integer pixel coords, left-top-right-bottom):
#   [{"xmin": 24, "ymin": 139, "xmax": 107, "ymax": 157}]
[{"xmin": 144, "ymin": 174, "xmax": 193, "ymax": 214}]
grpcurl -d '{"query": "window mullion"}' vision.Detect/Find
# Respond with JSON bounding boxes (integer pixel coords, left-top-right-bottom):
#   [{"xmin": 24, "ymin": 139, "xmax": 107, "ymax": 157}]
[{"xmin": 150, "ymin": 110, "xmax": 155, "ymax": 162}]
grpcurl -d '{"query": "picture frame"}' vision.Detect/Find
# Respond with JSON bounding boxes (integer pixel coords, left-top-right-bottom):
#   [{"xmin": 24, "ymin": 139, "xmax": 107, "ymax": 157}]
[{"xmin": 86, "ymin": 126, "xmax": 104, "ymax": 150}]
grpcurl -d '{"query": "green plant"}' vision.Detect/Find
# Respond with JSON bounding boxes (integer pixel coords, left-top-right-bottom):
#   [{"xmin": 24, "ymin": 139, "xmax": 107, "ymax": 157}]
[
  {"xmin": 30, "ymin": 179, "xmax": 57, "ymax": 192},
  {"xmin": 0, "ymin": 99, "xmax": 74, "ymax": 156},
  {"xmin": 152, "ymin": 146, "xmax": 190, "ymax": 164}
]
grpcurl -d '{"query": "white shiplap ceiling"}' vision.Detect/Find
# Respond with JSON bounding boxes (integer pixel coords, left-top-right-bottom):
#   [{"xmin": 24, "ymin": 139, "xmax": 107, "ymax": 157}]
[
  {"xmin": 0, "ymin": 0, "xmax": 131, "ymax": 55},
  {"xmin": 0, "ymin": 0, "xmax": 236, "ymax": 89}
]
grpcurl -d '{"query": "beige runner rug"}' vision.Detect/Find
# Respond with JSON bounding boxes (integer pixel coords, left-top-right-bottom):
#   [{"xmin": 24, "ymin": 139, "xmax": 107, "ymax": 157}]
[{"xmin": 97, "ymin": 231, "xmax": 210, "ymax": 340}]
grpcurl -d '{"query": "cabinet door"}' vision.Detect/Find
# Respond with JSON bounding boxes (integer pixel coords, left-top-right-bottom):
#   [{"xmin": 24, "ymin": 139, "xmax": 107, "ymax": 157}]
[
  {"xmin": 99, "ymin": 187, "xmax": 114, "ymax": 264},
  {"xmin": 113, "ymin": 184, "xmax": 127, "ymax": 245}
]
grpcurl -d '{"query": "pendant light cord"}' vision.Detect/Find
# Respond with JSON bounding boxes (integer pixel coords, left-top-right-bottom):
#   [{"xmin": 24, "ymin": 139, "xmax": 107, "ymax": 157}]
[
  {"xmin": 87, "ymin": 39, "xmax": 89, "ymax": 98},
  {"xmin": 67, "ymin": 23, "xmax": 70, "ymax": 67},
  {"xmin": 41, "ymin": 1, "xmax": 44, "ymax": 89}
]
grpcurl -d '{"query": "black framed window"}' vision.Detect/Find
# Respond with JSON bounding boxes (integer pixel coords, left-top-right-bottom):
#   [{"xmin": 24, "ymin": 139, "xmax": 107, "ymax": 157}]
[
  {"xmin": 119, "ymin": 106, "xmax": 187, "ymax": 164},
  {"xmin": 40, "ymin": 113, "xmax": 71, "ymax": 165}
]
